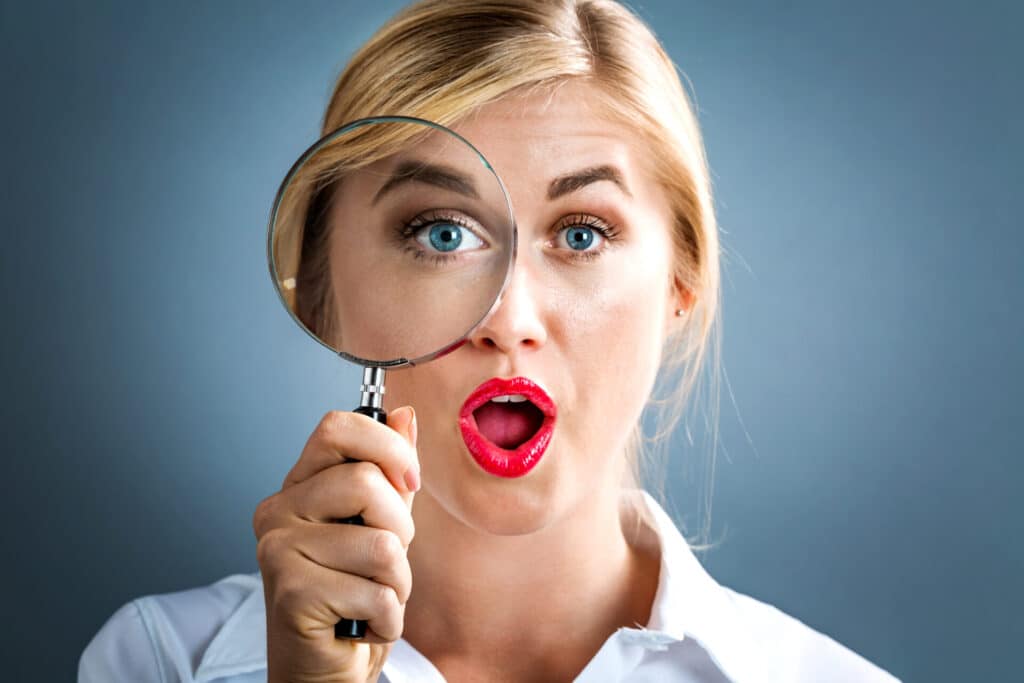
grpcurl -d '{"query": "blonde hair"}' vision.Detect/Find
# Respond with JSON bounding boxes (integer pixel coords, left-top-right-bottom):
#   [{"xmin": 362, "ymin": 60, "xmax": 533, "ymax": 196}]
[{"xmin": 286, "ymin": 0, "xmax": 722, "ymax": 548}]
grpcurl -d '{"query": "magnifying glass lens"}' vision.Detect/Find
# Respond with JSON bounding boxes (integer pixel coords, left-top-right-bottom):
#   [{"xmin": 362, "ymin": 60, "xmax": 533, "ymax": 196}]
[{"xmin": 270, "ymin": 118, "xmax": 515, "ymax": 365}]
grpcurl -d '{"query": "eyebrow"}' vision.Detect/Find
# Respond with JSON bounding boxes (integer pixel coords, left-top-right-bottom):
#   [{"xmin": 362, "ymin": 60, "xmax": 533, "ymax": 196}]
[
  {"xmin": 547, "ymin": 165, "xmax": 632, "ymax": 200},
  {"xmin": 371, "ymin": 160, "xmax": 480, "ymax": 205}
]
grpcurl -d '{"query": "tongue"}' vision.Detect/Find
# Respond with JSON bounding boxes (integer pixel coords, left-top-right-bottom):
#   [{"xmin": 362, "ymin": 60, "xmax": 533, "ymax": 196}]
[{"xmin": 473, "ymin": 402, "xmax": 543, "ymax": 449}]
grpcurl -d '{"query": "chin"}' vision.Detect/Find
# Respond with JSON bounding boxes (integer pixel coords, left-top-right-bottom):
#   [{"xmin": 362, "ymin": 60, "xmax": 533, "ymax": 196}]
[
  {"xmin": 432, "ymin": 441, "xmax": 576, "ymax": 537},
  {"xmin": 460, "ymin": 489, "xmax": 557, "ymax": 536}
]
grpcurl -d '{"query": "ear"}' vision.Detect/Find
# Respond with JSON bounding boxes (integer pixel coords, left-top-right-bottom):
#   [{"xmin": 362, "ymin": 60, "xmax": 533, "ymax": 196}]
[{"xmin": 666, "ymin": 275, "xmax": 696, "ymax": 321}]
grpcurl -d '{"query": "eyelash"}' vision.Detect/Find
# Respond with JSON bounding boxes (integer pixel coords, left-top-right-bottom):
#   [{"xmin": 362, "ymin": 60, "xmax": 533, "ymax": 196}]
[
  {"xmin": 552, "ymin": 213, "xmax": 621, "ymax": 261},
  {"xmin": 395, "ymin": 210, "xmax": 480, "ymax": 266},
  {"xmin": 395, "ymin": 211, "xmax": 622, "ymax": 265}
]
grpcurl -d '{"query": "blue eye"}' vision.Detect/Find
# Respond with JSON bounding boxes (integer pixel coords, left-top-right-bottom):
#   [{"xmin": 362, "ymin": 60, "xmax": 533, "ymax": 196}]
[
  {"xmin": 550, "ymin": 214, "xmax": 620, "ymax": 260},
  {"xmin": 556, "ymin": 225, "xmax": 606, "ymax": 252},
  {"xmin": 564, "ymin": 226, "xmax": 595, "ymax": 251},
  {"xmin": 414, "ymin": 220, "xmax": 485, "ymax": 254},
  {"xmin": 428, "ymin": 224, "xmax": 461, "ymax": 251}
]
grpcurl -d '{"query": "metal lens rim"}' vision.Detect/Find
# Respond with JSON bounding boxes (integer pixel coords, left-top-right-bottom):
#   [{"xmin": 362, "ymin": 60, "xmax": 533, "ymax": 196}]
[{"xmin": 265, "ymin": 115, "xmax": 518, "ymax": 368}]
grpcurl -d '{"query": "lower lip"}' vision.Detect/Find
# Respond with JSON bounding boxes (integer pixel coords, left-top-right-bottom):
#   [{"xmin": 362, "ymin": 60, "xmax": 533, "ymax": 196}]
[{"xmin": 458, "ymin": 412, "xmax": 555, "ymax": 478}]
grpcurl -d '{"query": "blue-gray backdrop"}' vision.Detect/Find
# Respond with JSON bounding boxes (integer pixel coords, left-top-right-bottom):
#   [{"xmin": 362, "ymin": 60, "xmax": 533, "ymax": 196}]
[{"xmin": 3, "ymin": 1, "xmax": 1020, "ymax": 681}]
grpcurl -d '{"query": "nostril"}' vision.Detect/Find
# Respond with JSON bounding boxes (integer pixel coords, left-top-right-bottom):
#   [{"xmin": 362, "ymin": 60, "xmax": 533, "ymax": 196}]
[
  {"xmin": 474, "ymin": 332, "xmax": 542, "ymax": 352},
  {"xmin": 479, "ymin": 336, "xmax": 540, "ymax": 350}
]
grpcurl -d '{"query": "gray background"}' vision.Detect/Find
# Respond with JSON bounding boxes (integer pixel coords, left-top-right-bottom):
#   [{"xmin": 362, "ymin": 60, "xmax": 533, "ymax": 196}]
[{"xmin": 3, "ymin": 1, "xmax": 1021, "ymax": 680}]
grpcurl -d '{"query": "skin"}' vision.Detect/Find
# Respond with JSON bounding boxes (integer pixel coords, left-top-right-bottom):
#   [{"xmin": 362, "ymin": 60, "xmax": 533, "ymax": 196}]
[
  {"xmin": 391, "ymin": 80, "xmax": 691, "ymax": 681},
  {"xmin": 254, "ymin": 78, "xmax": 695, "ymax": 683},
  {"xmin": 326, "ymin": 129, "xmax": 513, "ymax": 361}
]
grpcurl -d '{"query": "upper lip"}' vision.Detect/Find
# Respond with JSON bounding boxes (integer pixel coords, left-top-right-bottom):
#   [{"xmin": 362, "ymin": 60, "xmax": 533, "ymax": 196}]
[{"xmin": 459, "ymin": 376, "xmax": 558, "ymax": 420}]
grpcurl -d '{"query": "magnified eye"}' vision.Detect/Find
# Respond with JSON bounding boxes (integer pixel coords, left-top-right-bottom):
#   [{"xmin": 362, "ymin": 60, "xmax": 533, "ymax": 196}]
[
  {"xmin": 398, "ymin": 210, "xmax": 489, "ymax": 263},
  {"xmin": 416, "ymin": 222, "xmax": 484, "ymax": 253}
]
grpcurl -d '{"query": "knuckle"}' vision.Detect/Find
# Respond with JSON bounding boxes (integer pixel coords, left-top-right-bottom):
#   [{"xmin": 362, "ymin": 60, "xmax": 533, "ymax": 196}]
[
  {"xmin": 369, "ymin": 582, "xmax": 399, "ymax": 614},
  {"xmin": 272, "ymin": 574, "xmax": 306, "ymax": 614},
  {"xmin": 367, "ymin": 530, "xmax": 403, "ymax": 571},
  {"xmin": 251, "ymin": 496, "xmax": 277, "ymax": 538},
  {"xmin": 375, "ymin": 603, "xmax": 406, "ymax": 642},
  {"xmin": 256, "ymin": 527, "xmax": 290, "ymax": 567},
  {"xmin": 318, "ymin": 410, "xmax": 352, "ymax": 437},
  {"xmin": 350, "ymin": 460, "xmax": 383, "ymax": 490},
  {"xmin": 399, "ymin": 516, "xmax": 416, "ymax": 549},
  {"xmin": 393, "ymin": 561, "xmax": 413, "ymax": 605}
]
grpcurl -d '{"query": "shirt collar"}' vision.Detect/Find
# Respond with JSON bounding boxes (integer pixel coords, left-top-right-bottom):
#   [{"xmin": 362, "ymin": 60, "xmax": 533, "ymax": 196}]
[
  {"xmin": 618, "ymin": 488, "xmax": 760, "ymax": 681},
  {"xmin": 195, "ymin": 489, "xmax": 758, "ymax": 682},
  {"xmin": 194, "ymin": 574, "xmax": 267, "ymax": 682}
]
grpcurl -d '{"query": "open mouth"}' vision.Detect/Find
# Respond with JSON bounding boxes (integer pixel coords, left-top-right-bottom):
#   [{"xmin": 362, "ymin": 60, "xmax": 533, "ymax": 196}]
[
  {"xmin": 472, "ymin": 396, "xmax": 545, "ymax": 449},
  {"xmin": 458, "ymin": 377, "xmax": 557, "ymax": 478}
]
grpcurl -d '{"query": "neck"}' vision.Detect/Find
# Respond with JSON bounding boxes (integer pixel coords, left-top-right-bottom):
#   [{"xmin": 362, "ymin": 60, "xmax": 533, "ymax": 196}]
[{"xmin": 402, "ymin": 481, "xmax": 660, "ymax": 679}]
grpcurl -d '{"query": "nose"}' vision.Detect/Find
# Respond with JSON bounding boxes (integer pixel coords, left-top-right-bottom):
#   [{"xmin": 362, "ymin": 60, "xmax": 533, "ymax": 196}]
[{"xmin": 468, "ymin": 260, "xmax": 547, "ymax": 355}]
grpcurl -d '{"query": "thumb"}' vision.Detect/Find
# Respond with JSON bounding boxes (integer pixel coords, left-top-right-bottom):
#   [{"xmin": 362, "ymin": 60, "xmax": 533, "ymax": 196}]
[{"xmin": 388, "ymin": 406, "xmax": 420, "ymax": 499}]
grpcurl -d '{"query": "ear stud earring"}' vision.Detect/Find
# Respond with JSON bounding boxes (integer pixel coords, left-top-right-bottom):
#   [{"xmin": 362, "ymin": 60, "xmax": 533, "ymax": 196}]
[{"xmin": 675, "ymin": 308, "xmax": 686, "ymax": 317}]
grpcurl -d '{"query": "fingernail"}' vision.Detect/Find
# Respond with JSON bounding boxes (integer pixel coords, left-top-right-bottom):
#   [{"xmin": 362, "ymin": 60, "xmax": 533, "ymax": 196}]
[
  {"xmin": 404, "ymin": 465, "xmax": 421, "ymax": 493},
  {"xmin": 403, "ymin": 408, "xmax": 419, "ymax": 492},
  {"xmin": 408, "ymin": 407, "xmax": 417, "ymax": 448}
]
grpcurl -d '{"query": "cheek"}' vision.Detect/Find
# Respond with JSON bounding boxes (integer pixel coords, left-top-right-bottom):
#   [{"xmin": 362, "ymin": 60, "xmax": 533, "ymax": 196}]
[
  {"xmin": 380, "ymin": 358, "xmax": 469, "ymax": 463},
  {"xmin": 553, "ymin": 252, "xmax": 670, "ymax": 444},
  {"xmin": 381, "ymin": 364, "xmax": 448, "ymax": 422}
]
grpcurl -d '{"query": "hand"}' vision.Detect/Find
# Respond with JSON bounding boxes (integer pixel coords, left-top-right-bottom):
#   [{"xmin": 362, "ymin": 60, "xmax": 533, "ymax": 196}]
[{"xmin": 253, "ymin": 406, "xmax": 420, "ymax": 683}]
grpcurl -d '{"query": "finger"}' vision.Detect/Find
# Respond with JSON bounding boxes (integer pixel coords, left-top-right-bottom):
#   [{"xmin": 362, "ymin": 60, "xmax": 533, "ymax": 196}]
[
  {"xmin": 283, "ymin": 407, "xmax": 418, "ymax": 495},
  {"xmin": 271, "ymin": 559, "xmax": 405, "ymax": 643},
  {"xmin": 289, "ymin": 522, "xmax": 413, "ymax": 604},
  {"xmin": 264, "ymin": 461, "xmax": 415, "ymax": 547}
]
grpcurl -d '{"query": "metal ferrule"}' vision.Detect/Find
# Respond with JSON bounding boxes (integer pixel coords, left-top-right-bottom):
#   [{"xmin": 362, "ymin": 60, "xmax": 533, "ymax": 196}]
[{"xmin": 359, "ymin": 366, "xmax": 386, "ymax": 410}]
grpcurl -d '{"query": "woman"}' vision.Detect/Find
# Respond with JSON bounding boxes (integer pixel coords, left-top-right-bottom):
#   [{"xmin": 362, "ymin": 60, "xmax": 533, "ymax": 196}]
[{"xmin": 79, "ymin": 1, "xmax": 899, "ymax": 681}]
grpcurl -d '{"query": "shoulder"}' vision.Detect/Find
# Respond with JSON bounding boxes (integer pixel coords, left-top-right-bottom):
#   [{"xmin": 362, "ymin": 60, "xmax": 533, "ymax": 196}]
[
  {"xmin": 718, "ymin": 585, "xmax": 901, "ymax": 682},
  {"xmin": 78, "ymin": 573, "xmax": 263, "ymax": 683}
]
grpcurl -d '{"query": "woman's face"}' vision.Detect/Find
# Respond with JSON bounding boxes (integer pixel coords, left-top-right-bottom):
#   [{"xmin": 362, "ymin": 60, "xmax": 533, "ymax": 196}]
[{"xmin": 356, "ymin": 80, "xmax": 684, "ymax": 535}]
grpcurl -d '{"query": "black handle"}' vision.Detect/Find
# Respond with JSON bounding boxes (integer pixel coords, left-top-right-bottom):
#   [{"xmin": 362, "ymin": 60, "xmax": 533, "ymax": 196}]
[{"xmin": 334, "ymin": 404, "xmax": 387, "ymax": 640}]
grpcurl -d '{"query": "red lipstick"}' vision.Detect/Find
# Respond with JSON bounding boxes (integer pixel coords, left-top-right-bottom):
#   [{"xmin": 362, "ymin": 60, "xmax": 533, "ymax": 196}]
[{"xmin": 458, "ymin": 376, "xmax": 557, "ymax": 478}]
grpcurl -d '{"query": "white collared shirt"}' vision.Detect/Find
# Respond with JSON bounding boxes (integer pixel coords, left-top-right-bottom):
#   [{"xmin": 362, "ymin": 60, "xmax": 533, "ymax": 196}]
[{"xmin": 79, "ymin": 489, "xmax": 900, "ymax": 682}]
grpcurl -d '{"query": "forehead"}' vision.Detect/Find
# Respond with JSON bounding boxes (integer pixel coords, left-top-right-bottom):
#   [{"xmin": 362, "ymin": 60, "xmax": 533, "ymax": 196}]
[{"xmin": 449, "ymin": 80, "xmax": 655, "ymax": 199}]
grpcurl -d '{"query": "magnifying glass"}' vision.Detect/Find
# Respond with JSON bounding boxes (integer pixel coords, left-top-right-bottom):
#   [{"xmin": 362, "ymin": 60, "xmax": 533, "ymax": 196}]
[{"xmin": 266, "ymin": 116, "xmax": 516, "ymax": 639}]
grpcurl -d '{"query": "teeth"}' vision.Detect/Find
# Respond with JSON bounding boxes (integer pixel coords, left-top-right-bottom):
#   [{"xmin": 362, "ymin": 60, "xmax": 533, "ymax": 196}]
[{"xmin": 490, "ymin": 394, "xmax": 528, "ymax": 404}]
